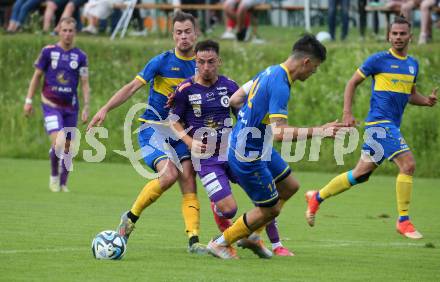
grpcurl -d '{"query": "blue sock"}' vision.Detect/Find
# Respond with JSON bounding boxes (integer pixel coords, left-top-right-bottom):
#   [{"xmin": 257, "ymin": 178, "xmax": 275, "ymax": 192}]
[
  {"xmin": 399, "ymin": 216, "xmax": 409, "ymax": 222},
  {"xmin": 316, "ymin": 192, "xmax": 324, "ymax": 203}
]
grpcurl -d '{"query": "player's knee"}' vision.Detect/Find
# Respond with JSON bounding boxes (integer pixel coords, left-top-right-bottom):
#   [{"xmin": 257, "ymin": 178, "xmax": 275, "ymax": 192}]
[
  {"xmin": 221, "ymin": 206, "xmax": 238, "ymax": 219},
  {"xmin": 400, "ymin": 161, "xmax": 416, "ymax": 175}
]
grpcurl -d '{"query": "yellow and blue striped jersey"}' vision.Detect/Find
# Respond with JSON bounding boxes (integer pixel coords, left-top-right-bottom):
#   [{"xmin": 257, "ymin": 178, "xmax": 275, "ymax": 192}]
[
  {"xmin": 358, "ymin": 48, "xmax": 419, "ymax": 127},
  {"xmin": 230, "ymin": 64, "xmax": 292, "ymax": 158},
  {"xmin": 136, "ymin": 49, "xmax": 196, "ymax": 122}
]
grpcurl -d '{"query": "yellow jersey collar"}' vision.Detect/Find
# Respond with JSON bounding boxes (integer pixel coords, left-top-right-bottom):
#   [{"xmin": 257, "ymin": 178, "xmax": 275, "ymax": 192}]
[
  {"xmin": 174, "ymin": 48, "xmax": 195, "ymax": 61},
  {"xmin": 389, "ymin": 48, "xmax": 407, "ymax": 60},
  {"xmin": 280, "ymin": 63, "xmax": 293, "ymax": 85}
]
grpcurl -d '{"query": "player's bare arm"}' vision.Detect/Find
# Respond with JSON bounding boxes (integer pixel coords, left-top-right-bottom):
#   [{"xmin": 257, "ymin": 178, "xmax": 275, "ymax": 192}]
[
  {"xmin": 87, "ymin": 78, "xmax": 144, "ymax": 130},
  {"xmin": 80, "ymin": 75, "xmax": 90, "ymax": 124},
  {"xmin": 409, "ymin": 86, "xmax": 438, "ymax": 107},
  {"xmin": 269, "ymin": 117, "xmax": 344, "ymax": 142},
  {"xmin": 229, "ymin": 87, "xmax": 247, "ymax": 109},
  {"xmin": 170, "ymin": 119, "xmax": 207, "ymax": 154},
  {"xmin": 24, "ymin": 68, "xmax": 44, "ymax": 117},
  {"xmin": 342, "ymin": 71, "xmax": 365, "ymax": 126}
]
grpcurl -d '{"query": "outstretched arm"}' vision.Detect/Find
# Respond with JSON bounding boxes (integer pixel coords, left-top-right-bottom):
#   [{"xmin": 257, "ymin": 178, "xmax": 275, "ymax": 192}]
[
  {"xmin": 87, "ymin": 78, "xmax": 144, "ymax": 130},
  {"xmin": 342, "ymin": 71, "xmax": 365, "ymax": 126},
  {"xmin": 409, "ymin": 86, "xmax": 438, "ymax": 107},
  {"xmin": 269, "ymin": 117, "xmax": 344, "ymax": 142}
]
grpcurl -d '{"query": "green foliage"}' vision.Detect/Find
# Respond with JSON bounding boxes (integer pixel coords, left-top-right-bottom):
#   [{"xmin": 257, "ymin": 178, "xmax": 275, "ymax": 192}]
[
  {"xmin": 1, "ymin": 27, "xmax": 439, "ymax": 176},
  {"xmin": 1, "ymin": 158, "xmax": 440, "ymax": 281}
]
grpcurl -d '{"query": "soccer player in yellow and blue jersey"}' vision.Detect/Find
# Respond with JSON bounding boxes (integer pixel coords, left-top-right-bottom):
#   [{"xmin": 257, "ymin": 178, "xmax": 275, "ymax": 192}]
[
  {"xmin": 305, "ymin": 16, "xmax": 438, "ymax": 239},
  {"xmin": 87, "ymin": 11, "xmax": 206, "ymax": 254},
  {"xmin": 207, "ymin": 35, "xmax": 344, "ymax": 259}
]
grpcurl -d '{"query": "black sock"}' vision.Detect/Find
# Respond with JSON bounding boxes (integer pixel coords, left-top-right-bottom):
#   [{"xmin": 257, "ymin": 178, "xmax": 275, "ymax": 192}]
[
  {"xmin": 189, "ymin": 235, "xmax": 199, "ymax": 247},
  {"xmin": 127, "ymin": 211, "xmax": 139, "ymax": 223}
]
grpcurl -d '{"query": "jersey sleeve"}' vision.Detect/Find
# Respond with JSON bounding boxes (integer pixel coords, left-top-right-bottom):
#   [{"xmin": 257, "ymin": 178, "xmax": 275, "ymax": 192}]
[
  {"xmin": 171, "ymin": 83, "xmax": 189, "ymax": 121},
  {"xmin": 79, "ymin": 53, "xmax": 89, "ymax": 77},
  {"xmin": 241, "ymin": 80, "xmax": 253, "ymax": 95},
  {"xmin": 227, "ymin": 79, "xmax": 240, "ymax": 97},
  {"xmin": 268, "ymin": 82, "xmax": 290, "ymax": 119},
  {"xmin": 136, "ymin": 54, "xmax": 162, "ymax": 85},
  {"xmin": 357, "ymin": 53, "xmax": 379, "ymax": 78},
  {"xmin": 34, "ymin": 47, "xmax": 49, "ymax": 71}
]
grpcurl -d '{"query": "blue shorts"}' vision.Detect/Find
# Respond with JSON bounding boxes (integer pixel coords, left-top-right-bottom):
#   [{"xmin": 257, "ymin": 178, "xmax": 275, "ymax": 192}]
[
  {"xmin": 228, "ymin": 148, "xmax": 291, "ymax": 207},
  {"xmin": 362, "ymin": 123, "xmax": 410, "ymax": 165},
  {"xmin": 138, "ymin": 123, "xmax": 190, "ymax": 172}
]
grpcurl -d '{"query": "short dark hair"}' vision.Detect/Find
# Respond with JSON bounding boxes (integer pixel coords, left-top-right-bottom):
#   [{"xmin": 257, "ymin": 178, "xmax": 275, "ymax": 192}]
[
  {"xmin": 195, "ymin": 40, "xmax": 219, "ymax": 55},
  {"xmin": 172, "ymin": 11, "xmax": 196, "ymax": 29},
  {"xmin": 391, "ymin": 15, "xmax": 411, "ymax": 29},
  {"xmin": 292, "ymin": 34, "xmax": 326, "ymax": 62}
]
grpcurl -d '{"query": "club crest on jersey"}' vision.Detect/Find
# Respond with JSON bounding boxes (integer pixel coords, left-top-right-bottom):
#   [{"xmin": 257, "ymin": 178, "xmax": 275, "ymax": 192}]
[
  {"xmin": 70, "ymin": 60, "xmax": 78, "ymax": 69},
  {"xmin": 409, "ymin": 66, "xmax": 415, "ymax": 74},
  {"xmin": 220, "ymin": 96, "xmax": 230, "ymax": 107},
  {"xmin": 192, "ymin": 105, "xmax": 201, "ymax": 117}
]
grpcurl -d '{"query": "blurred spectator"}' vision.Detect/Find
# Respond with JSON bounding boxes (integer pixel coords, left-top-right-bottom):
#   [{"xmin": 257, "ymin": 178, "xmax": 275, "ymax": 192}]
[
  {"xmin": 43, "ymin": 0, "xmax": 87, "ymax": 33},
  {"xmin": 82, "ymin": 0, "xmax": 122, "ymax": 34},
  {"xmin": 386, "ymin": 0, "xmax": 405, "ymax": 9},
  {"xmin": 1, "ymin": 0, "xmax": 15, "ymax": 29},
  {"xmin": 418, "ymin": 0, "xmax": 439, "ymax": 44},
  {"xmin": 328, "ymin": 0, "xmax": 349, "ymax": 41},
  {"xmin": 7, "ymin": 0, "xmax": 44, "ymax": 33},
  {"xmin": 222, "ymin": 0, "xmax": 262, "ymax": 42}
]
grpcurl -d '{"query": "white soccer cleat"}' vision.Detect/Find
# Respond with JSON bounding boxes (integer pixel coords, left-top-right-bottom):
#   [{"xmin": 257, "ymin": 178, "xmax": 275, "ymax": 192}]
[
  {"xmin": 49, "ymin": 175, "xmax": 60, "ymax": 192},
  {"xmin": 188, "ymin": 242, "xmax": 208, "ymax": 255},
  {"xmin": 207, "ymin": 240, "xmax": 238, "ymax": 259},
  {"xmin": 60, "ymin": 185, "xmax": 69, "ymax": 192}
]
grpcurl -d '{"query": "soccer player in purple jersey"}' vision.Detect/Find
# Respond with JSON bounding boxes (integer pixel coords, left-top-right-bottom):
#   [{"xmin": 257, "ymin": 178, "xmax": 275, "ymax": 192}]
[
  {"xmin": 171, "ymin": 40, "xmax": 293, "ymax": 258},
  {"xmin": 24, "ymin": 17, "xmax": 90, "ymax": 193}
]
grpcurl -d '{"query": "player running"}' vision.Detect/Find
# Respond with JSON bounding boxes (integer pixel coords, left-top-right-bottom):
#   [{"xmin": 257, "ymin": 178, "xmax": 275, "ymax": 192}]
[
  {"xmin": 87, "ymin": 11, "xmax": 206, "ymax": 254},
  {"xmin": 304, "ymin": 16, "xmax": 438, "ymax": 239},
  {"xmin": 24, "ymin": 17, "xmax": 90, "ymax": 193},
  {"xmin": 206, "ymin": 34, "xmax": 344, "ymax": 259},
  {"xmin": 171, "ymin": 40, "xmax": 293, "ymax": 258}
]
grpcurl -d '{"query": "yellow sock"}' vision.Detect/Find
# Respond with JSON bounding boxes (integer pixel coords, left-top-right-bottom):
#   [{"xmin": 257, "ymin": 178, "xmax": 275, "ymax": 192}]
[
  {"xmin": 396, "ymin": 173, "xmax": 413, "ymax": 217},
  {"xmin": 224, "ymin": 215, "xmax": 251, "ymax": 245},
  {"xmin": 130, "ymin": 179, "xmax": 163, "ymax": 216},
  {"xmin": 182, "ymin": 193, "xmax": 200, "ymax": 238},
  {"xmin": 319, "ymin": 172, "xmax": 352, "ymax": 200}
]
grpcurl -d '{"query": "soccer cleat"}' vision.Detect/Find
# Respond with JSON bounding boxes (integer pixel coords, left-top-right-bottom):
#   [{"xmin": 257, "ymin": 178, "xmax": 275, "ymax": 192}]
[
  {"xmin": 49, "ymin": 175, "xmax": 60, "ymax": 192},
  {"xmin": 237, "ymin": 238, "xmax": 272, "ymax": 259},
  {"xmin": 188, "ymin": 242, "xmax": 208, "ymax": 255},
  {"xmin": 60, "ymin": 185, "xmax": 69, "ymax": 192},
  {"xmin": 396, "ymin": 220, "xmax": 423, "ymax": 239},
  {"xmin": 273, "ymin": 246, "xmax": 295, "ymax": 257},
  {"xmin": 305, "ymin": 190, "xmax": 320, "ymax": 227},
  {"xmin": 207, "ymin": 240, "xmax": 238, "ymax": 259},
  {"xmin": 117, "ymin": 211, "xmax": 136, "ymax": 241}
]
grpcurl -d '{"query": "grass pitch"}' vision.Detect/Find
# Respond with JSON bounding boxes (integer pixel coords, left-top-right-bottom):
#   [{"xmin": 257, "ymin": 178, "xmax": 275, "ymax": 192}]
[{"xmin": 1, "ymin": 158, "xmax": 439, "ymax": 281}]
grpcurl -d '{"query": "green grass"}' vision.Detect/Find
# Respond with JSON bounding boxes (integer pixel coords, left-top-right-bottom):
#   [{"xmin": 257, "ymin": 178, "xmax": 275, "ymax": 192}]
[
  {"xmin": 1, "ymin": 158, "xmax": 439, "ymax": 281},
  {"xmin": 1, "ymin": 26, "xmax": 440, "ymax": 176}
]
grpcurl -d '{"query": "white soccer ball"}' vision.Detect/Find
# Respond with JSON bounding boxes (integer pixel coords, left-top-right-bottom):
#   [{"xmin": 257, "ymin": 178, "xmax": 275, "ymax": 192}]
[
  {"xmin": 316, "ymin": 31, "xmax": 332, "ymax": 42},
  {"xmin": 91, "ymin": 230, "xmax": 127, "ymax": 260}
]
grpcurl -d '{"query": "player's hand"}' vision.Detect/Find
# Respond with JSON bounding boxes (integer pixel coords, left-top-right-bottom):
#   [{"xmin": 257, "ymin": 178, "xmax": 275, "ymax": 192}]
[
  {"xmin": 342, "ymin": 112, "xmax": 356, "ymax": 127},
  {"xmin": 87, "ymin": 107, "xmax": 107, "ymax": 131},
  {"xmin": 165, "ymin": 92, "xmax": 176, "ymax": 108},
  {"xmin": 190, "ymin": 139, "xmax": 207, "ymax": 155},
  {"xmin": 81, "ymin": 105, "xmax": 89, "ymax": 124},
  {"xmin": 426, "ymin": 87, "xmax": 438, "ymax": 107},
  {"xmin": 321, "ymin": 119, "xmax": 347, "ymax": 138},
  {"xmin": 23, "ymin": 103, "xmax": 33, "ymax": 117}
]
